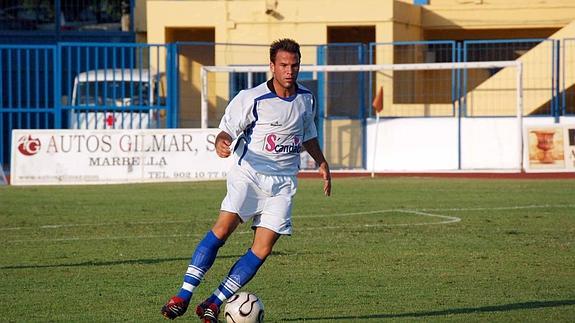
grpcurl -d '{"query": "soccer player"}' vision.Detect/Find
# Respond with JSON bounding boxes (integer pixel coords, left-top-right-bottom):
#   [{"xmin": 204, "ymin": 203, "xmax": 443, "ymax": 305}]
[{"xmin": 161, "ymin": 38, "xmax": 331, "ymax": 322}]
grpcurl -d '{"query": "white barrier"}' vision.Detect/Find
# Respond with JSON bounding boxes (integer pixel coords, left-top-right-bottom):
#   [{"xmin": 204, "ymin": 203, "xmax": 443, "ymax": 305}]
[
  {"xmin": 366, "ymin": 117, "xmax": 575, "ymax": 172},
  {"xmin": 11, "ymin": 129, "xmax": 233, "ymax": 185}
]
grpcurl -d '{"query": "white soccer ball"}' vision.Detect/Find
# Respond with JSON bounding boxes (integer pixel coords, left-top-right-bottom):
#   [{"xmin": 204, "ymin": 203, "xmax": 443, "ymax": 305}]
[{"xmin": 223, "ymin": 292, "xmax": 265, "ymax": 323}]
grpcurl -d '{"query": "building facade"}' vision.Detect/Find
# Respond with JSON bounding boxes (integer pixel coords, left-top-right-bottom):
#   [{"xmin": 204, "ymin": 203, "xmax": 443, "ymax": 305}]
[{"xmin": 144, "ymin": 0, "xmax": 575, "ymax": 168}]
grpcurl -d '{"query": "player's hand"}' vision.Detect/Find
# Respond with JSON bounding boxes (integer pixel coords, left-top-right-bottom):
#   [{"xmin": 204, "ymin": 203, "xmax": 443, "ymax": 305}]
[
  {"xmin": 215, "ymin": 132, "xmax": 232, "ymax": 158},
  {"xmin": 319, "ymin": 162, "xmax": 331, "ymax": 196}
]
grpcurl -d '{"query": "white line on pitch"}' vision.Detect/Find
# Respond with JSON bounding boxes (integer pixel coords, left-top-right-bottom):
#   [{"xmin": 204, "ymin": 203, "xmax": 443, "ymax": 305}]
[
  {"xmin": 1, "ymin": 208, "xmax": 449, "ymax": 231},
  {"xmin": 0, "ymin": 219, "xmax": 212, "ymax": 231},
  {"xmin": 419, "ymin": 204, "xmax": 575, "ymax": 212},
  {"xmin": 1, "ymin": 203, "xmax": 572, "ymax": 233},
  {"xmin": 3, "ymin": 209, "xmax": 461, "ymax": 243}
]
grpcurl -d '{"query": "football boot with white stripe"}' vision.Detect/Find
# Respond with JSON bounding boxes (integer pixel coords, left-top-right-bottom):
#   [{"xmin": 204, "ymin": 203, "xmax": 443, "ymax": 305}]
[
  {"xmin": 195, "ymin": 300, "xmax": 220, "ymax": 323},
  {"xmin": 161, "ymin": 296, "xmax": 189, "ymax": 320}
]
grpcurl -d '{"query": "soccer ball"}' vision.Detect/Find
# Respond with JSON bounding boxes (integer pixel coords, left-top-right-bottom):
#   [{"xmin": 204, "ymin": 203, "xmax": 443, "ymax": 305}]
[{"xmin": 223, "ymin": 292, "xmax": 265, "ymax": 323}]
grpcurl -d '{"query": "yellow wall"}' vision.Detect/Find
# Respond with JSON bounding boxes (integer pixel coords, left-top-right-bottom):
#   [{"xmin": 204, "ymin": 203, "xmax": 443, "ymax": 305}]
[
  {"xmin": 144, "ymin": 1, "xmax": 575, "ymax": 39},
  {"xmin": 420, "ymin": 0, "xmax": 575, "ymax": 30},
  {"xmin": 147, "ymin": 0, "xmax": 397, "ymax": 46}
]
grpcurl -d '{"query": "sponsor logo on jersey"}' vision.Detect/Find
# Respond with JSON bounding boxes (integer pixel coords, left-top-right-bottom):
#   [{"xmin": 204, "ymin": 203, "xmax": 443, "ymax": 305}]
[{"xmin": 264, "ymin": 133, "xmax": 302, "ymax": 154}]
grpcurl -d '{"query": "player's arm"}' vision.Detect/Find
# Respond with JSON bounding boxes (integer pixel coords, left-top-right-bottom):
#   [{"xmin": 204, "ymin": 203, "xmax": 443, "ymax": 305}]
[
  {"xmin": 303, "ymin": 138, "xmax": 331, "ymax": 196},
  {"xmin": 215, "ymin": 131, "xmax": 233, "ymax": 158}
]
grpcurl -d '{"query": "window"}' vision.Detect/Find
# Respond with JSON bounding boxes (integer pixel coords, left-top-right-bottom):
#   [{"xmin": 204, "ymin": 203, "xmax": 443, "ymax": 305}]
[
  {"xmin": 0, "ymin": 0, "xmax": 132, "ymax": 32},
  {"xmin": 61, "ymin": 0, "xmax": 130, "ymax": 32}
]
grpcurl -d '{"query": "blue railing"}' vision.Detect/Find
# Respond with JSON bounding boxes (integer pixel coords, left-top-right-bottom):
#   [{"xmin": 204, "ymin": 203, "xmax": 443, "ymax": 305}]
[
  {"xmin": 369, "ymin": 40, "xmax": 457, "ymax": 118},
  {"xmin": 1, "ymin": 39, "xmax": 574, "ymax": 172},
  {"xmin": 462, "ymin": 38, "xmax": 556, "ymax": 117},
  {"xmin": 59, "ymin": 42, "xmax": 173, "ymax": 129},
  {"xmin": 0, "ymin": 42, "xmax": 177, "ymax": 170},
  {"xmin": 0, "ymin": 45, "xmax": 58, "ymax": 168}
]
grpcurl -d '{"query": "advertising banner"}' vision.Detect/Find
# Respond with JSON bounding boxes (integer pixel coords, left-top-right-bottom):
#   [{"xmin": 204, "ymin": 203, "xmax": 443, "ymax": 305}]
[
  {"xmin": 11, "ymin": 129, "xmax": 233, "ymax": 185},
  {"xmin": 525, "ymin": 125, "xmax": 575, "ymax": 172}
]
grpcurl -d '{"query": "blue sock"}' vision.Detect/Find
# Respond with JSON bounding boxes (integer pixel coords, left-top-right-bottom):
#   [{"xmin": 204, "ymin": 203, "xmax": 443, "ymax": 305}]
[
  {"xmin": 207, "ymin": 249, "xmax": 264, "ymax": 306},
  {"xmin": 177, "ymin": 231, "xmax": 225, "ymax": 301}
]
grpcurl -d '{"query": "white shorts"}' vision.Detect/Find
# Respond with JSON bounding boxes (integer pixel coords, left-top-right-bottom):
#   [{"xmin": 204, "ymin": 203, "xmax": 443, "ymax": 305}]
[{"xmin": 220, "ymin": 165, "xmax": 297, "ymax": 235}]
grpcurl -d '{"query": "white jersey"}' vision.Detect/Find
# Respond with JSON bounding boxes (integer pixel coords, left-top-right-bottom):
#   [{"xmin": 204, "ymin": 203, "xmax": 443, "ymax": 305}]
[{"xmin": 219, "ymin": 80, "xmax": 317, "ymax": 176}]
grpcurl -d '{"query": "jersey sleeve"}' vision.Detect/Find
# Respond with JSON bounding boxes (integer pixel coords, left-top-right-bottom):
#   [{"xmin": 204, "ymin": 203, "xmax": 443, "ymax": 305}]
[
  {"xmin": 303, "ymin": 94, "xmax": 318, "ymax": 142},
  {"xmin": 218, "ymin": 91, "xmax": 252, "ymax": 141}
]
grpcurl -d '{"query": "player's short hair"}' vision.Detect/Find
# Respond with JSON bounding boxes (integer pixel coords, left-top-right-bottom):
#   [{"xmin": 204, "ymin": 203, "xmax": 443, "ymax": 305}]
[{"xmin": 270, "ymin": 39, "xmax": 301, "ymax": 63}]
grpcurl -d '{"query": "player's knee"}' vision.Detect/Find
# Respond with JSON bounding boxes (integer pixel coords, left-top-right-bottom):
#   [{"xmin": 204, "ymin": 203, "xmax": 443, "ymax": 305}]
[
  {"xmin": 250, "ymin": 245, "xmax": 273, "ymax": 260},
  {"xmin": 212, "ymin": 212, "xmax": 241, "ymax": 240},
  {"xmin": 212, "ymin": 225, "xmax": 234, "ymax": 241}
]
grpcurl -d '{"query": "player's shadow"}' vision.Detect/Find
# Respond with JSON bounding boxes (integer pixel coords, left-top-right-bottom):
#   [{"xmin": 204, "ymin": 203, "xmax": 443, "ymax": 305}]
[
  {"xmin": 284, "ymin": 299, "xmax": 575, "ymax": 321},
  {"xmin": 0, "ymin": 250, "xmax": 296, "ymax": 270},
  {"xmin": 0, "ymin": 255, "xmax": 239, "ymax": 270}
]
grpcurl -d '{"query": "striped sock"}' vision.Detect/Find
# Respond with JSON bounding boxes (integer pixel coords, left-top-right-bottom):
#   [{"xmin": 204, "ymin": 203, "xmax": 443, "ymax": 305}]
[
  {"xmin": 177, "ymin": 230, "xmax": 225, "ymax": 301},
  {"xmin": 207, "ymin": 249, "xmax": 264, "ymax": 306}
]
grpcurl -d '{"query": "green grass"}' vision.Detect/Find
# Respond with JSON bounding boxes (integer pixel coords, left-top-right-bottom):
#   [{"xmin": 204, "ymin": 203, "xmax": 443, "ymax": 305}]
[{"xmin": 0, "ymin": 177, "xmax": 574, "ymax": 322}]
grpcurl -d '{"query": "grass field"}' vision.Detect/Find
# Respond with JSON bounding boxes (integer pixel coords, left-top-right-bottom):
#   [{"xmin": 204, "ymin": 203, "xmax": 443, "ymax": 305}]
[{"xmin": 0, "ymin": 177, "xmax": 574, "ymax": 322}]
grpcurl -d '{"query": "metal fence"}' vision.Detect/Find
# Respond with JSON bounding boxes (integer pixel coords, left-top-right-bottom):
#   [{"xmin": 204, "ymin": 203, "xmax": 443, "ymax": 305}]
[
  {"xmin": 0, "ymin": 42, "xmax": 176, "ymax": 170},
  {"xmin": 1, "ymin": 39, "xmax": 574, "ymax": 171},
  {"xmin": 463, "ymin": 39, "xmax": 557, "ymax": 117},
  {"xmin": 369, "ymin": 41, "xmax": 457, "ymax": 117},
  {"xmin": 60, "ymin": 43, "xmax": 175, "ymax": 129},
  {"xmin": 0, "ymin": 45, "xmax": 58, "ymax": 168}
]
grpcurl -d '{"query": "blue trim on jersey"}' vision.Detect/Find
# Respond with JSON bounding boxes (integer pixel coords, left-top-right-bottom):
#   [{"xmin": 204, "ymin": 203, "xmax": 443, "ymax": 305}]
[
  {"xmin": 277, "ymin": 93, "xmax": 298, "ymax": 102},
  {"xmin": 237, "ymin": 97, "xmax": 263, "ymax": 165},
  {"xmin": 276, "ymin": 87, "xmax": 310, "ymax": 102},
  {"xmin": 232, "ymin": 137, "xmax": 243, "ymax": 154},
  {"xmin": 256, "ymin": 92, "xmax": 278, "ymax": 101},
  {"xmin": 267, "ymin": 79, "xmax": 311, "ymax": 102}
]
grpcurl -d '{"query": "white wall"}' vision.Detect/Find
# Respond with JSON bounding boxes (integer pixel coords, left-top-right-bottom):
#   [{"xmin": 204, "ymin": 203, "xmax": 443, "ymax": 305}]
[
  {"xmin": 367, "ymin": 116, "xmax": 575, "ymax": 172},
  {"xmin": 367, "ymin": 117, "xmax": 459, "ymax": 171},
  {"xmin": 460, "ymin": 118, "xmax": 521, "ymax": 170}
]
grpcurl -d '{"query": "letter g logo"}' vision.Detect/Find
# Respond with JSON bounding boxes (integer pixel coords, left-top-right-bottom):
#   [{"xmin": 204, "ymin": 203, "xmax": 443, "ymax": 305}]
[{"xmin": 17, "ymin": 135, "xmax": 41, "ymax": 156}]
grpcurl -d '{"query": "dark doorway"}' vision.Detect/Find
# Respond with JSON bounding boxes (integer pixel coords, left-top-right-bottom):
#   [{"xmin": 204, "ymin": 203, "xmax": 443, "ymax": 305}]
[
  {"xmin": 325, "ymin": 26, "xmax": 375, "ymax": 118},
  {"xmin": 166, "ymin": 27, "xmax": 215, "ymax": 127}
]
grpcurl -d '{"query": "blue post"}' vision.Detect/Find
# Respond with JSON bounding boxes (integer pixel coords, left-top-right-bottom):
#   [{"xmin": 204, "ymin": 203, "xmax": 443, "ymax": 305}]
[
  {"xmin": 359, "ymin": 43, "xmax": 367, "ymax": 169},
  {"xmin": 34, "ymin": 48, "xmax": 39, "ymax": 129},
  {"xmin": 167, "ymin": 43, "xmax": 179, "ymax": 128},
  {"xmin": 561, "ymin": 39, "xmax": 566, "ymax": 116},
  {"xmin": 174, "ymin": 43, "xmax": 180, "ymax": 128},
  {"xmin": 17, "ymin": 49, "xmax": 22, "ymax": 128},
  {"xmin": 553, "ymin": 40, "xmax": 561, "ymax": 123},
  {"xmin": 457, "ymin": 41, "xmax": 462, "ymax": 170},
  {"xmin": 450, "ymin": 40, "xmax": 457, "ymax": 117},
  {"xmin": 55, "ymin": 44, "xmax": 62, "ymax": 128}
]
